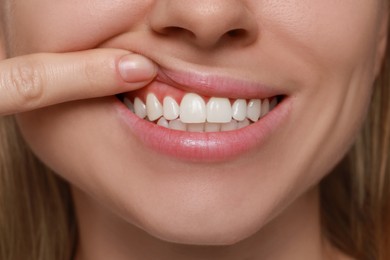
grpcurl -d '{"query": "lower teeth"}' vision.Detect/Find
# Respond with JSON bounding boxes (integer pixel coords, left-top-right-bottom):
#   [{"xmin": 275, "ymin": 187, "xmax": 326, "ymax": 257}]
[{"xmin": 157, "ymin": 118, "xmax": 253, "ymax": 132}]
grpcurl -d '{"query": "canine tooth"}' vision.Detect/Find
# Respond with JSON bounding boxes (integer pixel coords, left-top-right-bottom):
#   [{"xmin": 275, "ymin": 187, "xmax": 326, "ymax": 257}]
[
  {"xmin": 124, "ymin": 98, "xmax": 134, "ymax": 112},
  {"xmin": 205, "ymin": 123, "xmax": 221, "ymax": 132},
  {"xmin": 247, "ymin": 99, "xmax": 261, "ymax": 122},
  {"xmin": 221, "ymin": 120, "xmax": 238, "ymax": 132},
  {"xmin": 146, "ymin": 93, "xmax": 163, "ymax": 121},
  {"xmin": 180, "ymin": 93, "xmax": 206, "ymax": 123},
  {"xmin": 238, "ymin": 118, "xmax": 250, "ymax": 129},
  {"xmin": 261, "ymin": 99, "xmax": 270, "ymax": 117},
  {"xmin": 169, "ymin": 119, "xmax": 186, "ymax": 131},
  {"xmin": 232, "ymin": 99, "xmax": 247, "ymax": 121},
  {"xmin": 134, "ymin": 97, "xmax": 147, "ymax": 119},
  {"xmin": 157, "ymin": 117, "xmax": 169, "ymax": 128},
  {"xmin": 206, "ymin": 97, "xmax": 232, "ymax": 123},
  {"xmin": 163, "ymin": 96, "xmax": 180, "ymax": 120}
]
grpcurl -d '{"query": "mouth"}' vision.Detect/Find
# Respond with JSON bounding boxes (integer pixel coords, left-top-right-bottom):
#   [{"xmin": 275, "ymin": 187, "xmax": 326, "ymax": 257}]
[
  {"xmin": 117, "ymin": 92, "xmax": 283, "ymax": 132},
  {"xmin": 115, "ymin": 68, "xmax": 291, "ymax": 162}
]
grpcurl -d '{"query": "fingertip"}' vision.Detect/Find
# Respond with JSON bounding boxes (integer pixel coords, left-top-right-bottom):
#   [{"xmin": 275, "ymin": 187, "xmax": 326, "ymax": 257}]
[{"xmin": 118, "ymin": 54, "xmax": 157, "ymax": 83}]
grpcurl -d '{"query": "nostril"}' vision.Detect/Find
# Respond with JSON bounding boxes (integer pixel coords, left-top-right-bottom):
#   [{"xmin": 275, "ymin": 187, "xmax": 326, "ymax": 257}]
[
  {"xmin": 226, "ymin": 29, "xmax": 248, "ymax": 39},
  {"xmin": 159, "ymin": 26, "xmax": 196, "ymax": 39},
  {"xmin": 218, "ymin": 28, "xmax": 254, "ymax": 47},
  {"xmin": 158, "ymin": 26, "xmax": 252, "ymax": 48},
  {"xmin": 149, "ymin": 1, "xmax": 259, "ymax": 49}
]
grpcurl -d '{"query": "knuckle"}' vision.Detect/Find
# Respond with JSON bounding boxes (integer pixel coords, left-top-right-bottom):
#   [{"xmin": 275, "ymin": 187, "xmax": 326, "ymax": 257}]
[{"xmin": 7, "ymin": 59, "xmax": 45, "ymax": 109}]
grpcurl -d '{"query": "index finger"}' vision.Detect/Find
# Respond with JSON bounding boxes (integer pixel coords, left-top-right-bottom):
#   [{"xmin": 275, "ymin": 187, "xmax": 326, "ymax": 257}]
[{"xmin": 0, "ymin": 49, "xmax": 157, "ymax": 115}]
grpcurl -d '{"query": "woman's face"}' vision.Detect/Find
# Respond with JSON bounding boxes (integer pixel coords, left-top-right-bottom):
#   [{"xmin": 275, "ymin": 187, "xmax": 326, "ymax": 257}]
[{"xmin": 2, "ymin": 0, "xmax": 387, "ymax": 244}]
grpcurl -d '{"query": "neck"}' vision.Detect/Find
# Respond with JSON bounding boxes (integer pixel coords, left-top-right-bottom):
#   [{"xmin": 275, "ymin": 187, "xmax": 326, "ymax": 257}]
[{"xmin": 72, "ymin": 186, "xmax": 335, "ymax": 260}]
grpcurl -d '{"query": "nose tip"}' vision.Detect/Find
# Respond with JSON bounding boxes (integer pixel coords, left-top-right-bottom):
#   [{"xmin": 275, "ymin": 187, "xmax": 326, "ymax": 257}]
[{"xmin": 149, "ymin": 0, "xmax": 259, "ymax": 49}]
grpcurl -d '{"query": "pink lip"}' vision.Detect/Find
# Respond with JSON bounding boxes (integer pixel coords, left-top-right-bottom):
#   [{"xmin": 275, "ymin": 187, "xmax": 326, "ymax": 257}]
[
  {"xmin": 158, "ymin": 68, "xmax": 284, "ymax": 99},
  {"xmin": 115, "ymin": 69, "xmax": 292, "ymax": 162}
]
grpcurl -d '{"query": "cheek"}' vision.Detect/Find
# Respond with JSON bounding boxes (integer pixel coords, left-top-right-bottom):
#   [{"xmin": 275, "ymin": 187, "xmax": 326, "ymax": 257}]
[
  {"xmin": 252, "ymin": 1, "xmax": 383, "ymax": 187},
  {"xmin": 7, "ymin": 0, "xmax": 151, "ymax": 55},
  {"xmin": 260, "ymin": 0, "xmax": 381, "ymax": 67}
]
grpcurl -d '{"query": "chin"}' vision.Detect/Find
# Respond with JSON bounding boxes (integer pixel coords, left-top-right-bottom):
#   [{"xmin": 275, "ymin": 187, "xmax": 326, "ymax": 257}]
[
  {"xmin": 142, "ymin": 216, "xmax": 261, "ymax": 246},
  {"xmin": 123, "ymin": 190, "xmax": 270, "ymax": 247}
]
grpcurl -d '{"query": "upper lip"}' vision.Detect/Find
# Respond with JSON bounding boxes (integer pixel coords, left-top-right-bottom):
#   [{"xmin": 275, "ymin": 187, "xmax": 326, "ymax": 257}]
[
  {"xmin": 99, "ymin": 36, "xmax": 289, "ymax": 99},
  {"xmin": 100, "ymin": 40, "xmax": 287, "ymax": 99},
  {"xmin": 156, "ymin": 66, "xmax": 284, "ymax": 99}
]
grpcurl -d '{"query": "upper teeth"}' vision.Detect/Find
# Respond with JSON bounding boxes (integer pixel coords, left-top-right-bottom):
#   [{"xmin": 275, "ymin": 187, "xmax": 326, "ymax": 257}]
[{"xmin": 124, "ymin": 93, "xmax": 278, "ymax": 132}]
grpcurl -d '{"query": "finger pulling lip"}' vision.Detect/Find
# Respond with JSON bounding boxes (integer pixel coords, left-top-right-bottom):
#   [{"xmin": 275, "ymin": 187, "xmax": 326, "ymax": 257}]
[{"xmin": 114, "ymin": 67, "xmax": 292, "ymax": 162}]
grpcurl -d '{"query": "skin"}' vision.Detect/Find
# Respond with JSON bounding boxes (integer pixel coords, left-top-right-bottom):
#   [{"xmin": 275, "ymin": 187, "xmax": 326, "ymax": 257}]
[{"xmin": 0, "ymin": 0, "xmax": 388, "ymax": 259}]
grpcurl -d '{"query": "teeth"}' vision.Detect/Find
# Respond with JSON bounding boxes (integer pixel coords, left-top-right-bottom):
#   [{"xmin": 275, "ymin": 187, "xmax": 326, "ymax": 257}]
[
  {"xmin": 187, "ymin": 123, "xmax": 205, "ymax": 132},
  {"xmin": 206, "ymin": 97, "xmax": 232, "ymax": 123},
  {"xmin": 238, "ymin": 118, "xmax": 250, "ymax": 129},
  {"xmin": 124, "ymin": 98, "xmax": 134, "ymax": 113},
  {"xmin": 146, "ymin": 93, "xmax": 163, "ymax": 121},
  {"xmin": 221, "ymin": 120, "xmax": 238, "ymax": 132},
  {"xmin": 169, "ymin": 119, "xmax": 186, "ymax": 131},
  {"xmin": 205, "ymin": 123, "xmax": 221, "ymax": 132},
  {"xmin": 270, "ymin": 97, "xmax": 278, "ymax": 110},
  {"xmin": 180, "ymin": 93, "xmax": 207, "ymax": 123},
  {"xmin": 261, "ymin": 98, "xmax": 270, "ymax": 117},
  {"xmin": 163, "ymin": 96, "xmax": 180, "ymax": 120},
  {"xmin": 134, "ymin": 97, "xmax": 147, "ymax": 119},
  {"xmin": 247, "ymin": 99, "xmax": 261, "ymax": 122},
  {"xmin": 232, "ymin": 99, "xmax": 247, "ymax": 121},
  {"xmin": 126, "ymin": 93, "xmax": 280, "ymax": 132},
  {"xmin": 157, "ymin": 117, "xmax": 169, "ymax": 128}
]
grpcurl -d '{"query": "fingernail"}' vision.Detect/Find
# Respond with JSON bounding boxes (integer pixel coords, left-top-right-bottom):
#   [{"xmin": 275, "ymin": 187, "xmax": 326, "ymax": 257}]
[{"xmin": 118, "ymin": 54, "xmax": 157, "ymax": 82}]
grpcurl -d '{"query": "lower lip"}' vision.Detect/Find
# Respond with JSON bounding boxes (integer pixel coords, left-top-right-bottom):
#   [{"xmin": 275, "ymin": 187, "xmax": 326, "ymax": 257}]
[{"xmin": 115, "ymin": 96, "xmax": 292, "ymax": 162}]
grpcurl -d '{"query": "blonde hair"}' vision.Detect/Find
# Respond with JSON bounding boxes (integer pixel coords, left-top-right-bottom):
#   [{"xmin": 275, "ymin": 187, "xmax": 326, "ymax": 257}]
[
  {"xmin": 320, "ymin": 34, "xmax": 390, "ymax": 260},
  {"xmin": 0, "ymin": 14, "xmax": 389, "ymax": 260},
  {"xmin": 0, "ymin": 116, "xmax": 77, "ymax": 260}
]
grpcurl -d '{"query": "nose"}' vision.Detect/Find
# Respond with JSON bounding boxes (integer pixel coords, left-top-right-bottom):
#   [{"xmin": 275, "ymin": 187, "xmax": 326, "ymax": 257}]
[{"xmin": 149, "ymin": 0, "xmax": 259, "ymax": 49}]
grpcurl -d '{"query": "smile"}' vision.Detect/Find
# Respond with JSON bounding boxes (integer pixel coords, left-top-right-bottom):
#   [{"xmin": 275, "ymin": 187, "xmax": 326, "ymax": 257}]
[
  {"xmin": 115, "ymin": 68, "xmax": 291, "ymax": 162},
  {"xmin": 118, "ymin": 92, "xmax": 282, "ymax": 132}
]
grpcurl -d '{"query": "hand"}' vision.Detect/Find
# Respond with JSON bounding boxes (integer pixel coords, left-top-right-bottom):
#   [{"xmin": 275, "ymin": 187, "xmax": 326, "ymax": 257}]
[{"xmin": 0, "ymin": 49, "xmax": 157, "ymax": 115}]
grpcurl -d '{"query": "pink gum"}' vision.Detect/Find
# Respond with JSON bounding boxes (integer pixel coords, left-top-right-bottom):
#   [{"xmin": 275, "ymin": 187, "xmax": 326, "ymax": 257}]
[
  {"xmin": 123, "ymin": 80, "xmax": 276, "ymax": 105},
  {"xmin": 124, "ymin": 81, "xmax": 185, "ymax": 104}
]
